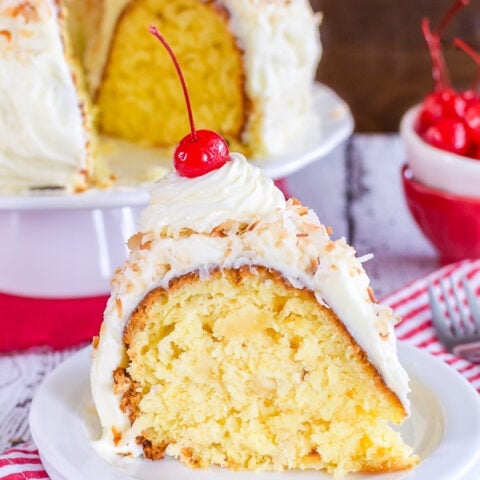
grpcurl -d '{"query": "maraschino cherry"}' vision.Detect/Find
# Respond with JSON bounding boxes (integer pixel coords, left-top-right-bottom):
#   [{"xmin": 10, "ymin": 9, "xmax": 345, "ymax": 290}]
[
  {"xmin": 149, "ymin": 26, "xmax": 230, "ymax": 177},
  {"xmin": 454, "ymin": 39, "xmax": 480, "ymax": 143},
  {"xmin": 423, "ymin": 117, "xmax": 470, "ymax": 154},
  {"xmin": 414, "ymin": 0, "xmax": 480, "ymax": 158}
]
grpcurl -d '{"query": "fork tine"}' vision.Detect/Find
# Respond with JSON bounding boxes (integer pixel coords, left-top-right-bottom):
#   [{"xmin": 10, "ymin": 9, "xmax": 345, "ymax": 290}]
[
  {"xmin": 440, "ymin": 278, "xmax": 463, "ymax": 337},
  {"xmin": 428, "ymin": 283, "xmax": 452, "ymax": 346},
  {"xmin": 463, "ymin": 277, "xmax": 480, "ymax": 332},
  {"xmin": 451, "ymin": 276, "xmax": 475, "ymax": 335}
]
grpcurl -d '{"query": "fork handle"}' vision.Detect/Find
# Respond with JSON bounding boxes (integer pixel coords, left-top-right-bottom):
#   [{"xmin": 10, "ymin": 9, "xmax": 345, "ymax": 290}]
[{"xmin": 453, "ymin": 342, "xmax": 480, "ymax": 363}]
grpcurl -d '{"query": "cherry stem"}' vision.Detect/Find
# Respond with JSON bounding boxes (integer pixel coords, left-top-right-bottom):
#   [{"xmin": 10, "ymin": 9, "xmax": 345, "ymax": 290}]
[
  {"xmin": 421, "ymin": 0, "xmax": 469, "ymax": 91},
  {"xmin": 435, "ymin": 0, "xmax": 469, "ymax": 36},
  {"xmin": 454, "ymin": 38, "xmax": 480, "ymax": 92},
  {"xmin": 455, "ymin": 38, "xmax": 480, "ymax": 66},
  {"xmin": 422, "ymin": 18, "xmax": 450, "ymax": 90},
  {"xmin": 149, "ymin": 25, "xmax": 197, "ymax": 140}
]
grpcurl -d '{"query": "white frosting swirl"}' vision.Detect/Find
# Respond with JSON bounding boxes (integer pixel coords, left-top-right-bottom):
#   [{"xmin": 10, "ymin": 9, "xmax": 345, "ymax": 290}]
[{"xmin": 139, "ymin": 153, "xmax": 286, "ymax": 235}]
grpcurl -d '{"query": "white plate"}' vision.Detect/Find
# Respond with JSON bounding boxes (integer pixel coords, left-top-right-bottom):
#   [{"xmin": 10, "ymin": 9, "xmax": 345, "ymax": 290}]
[
  {"xmin": 0, "ymin": 187, "xmax": 151, "ymax": 211},
  {"xmin": 29, "ymin": 343, "xmax": 480, "ymax": 480},
  {"xmin": 0, "ymin": 83, "xmax": 352, "ymax": 212}
]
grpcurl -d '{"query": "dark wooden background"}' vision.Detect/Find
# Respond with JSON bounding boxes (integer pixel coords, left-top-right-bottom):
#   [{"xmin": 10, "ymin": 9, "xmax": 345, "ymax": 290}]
[{"xmin": 311, "ymin": 0, "xmax": 480, "ymax": 132}]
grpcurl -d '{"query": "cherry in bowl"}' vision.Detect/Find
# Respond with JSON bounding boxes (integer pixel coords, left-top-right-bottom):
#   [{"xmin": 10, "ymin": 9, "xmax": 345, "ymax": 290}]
[{"xmin": 400, "ymin": 105, "xmax": 480, "ymax": 199}]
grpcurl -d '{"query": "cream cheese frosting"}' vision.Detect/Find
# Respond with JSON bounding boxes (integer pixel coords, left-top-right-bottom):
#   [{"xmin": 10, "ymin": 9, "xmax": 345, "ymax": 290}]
[
  {"xmin": 91, "ymin": 153, "xmax": 411, "ymax": 458},
  {"xmin": 139, "ymin": 153, "xmax": 286, "ymax": 235},
  {"xmin": 223, "ymin": 0, "xmax": 322, "ymax": 154},
  {"xmin": 0, "ymin": 0, "xmax": 90, "ymax": 193}
]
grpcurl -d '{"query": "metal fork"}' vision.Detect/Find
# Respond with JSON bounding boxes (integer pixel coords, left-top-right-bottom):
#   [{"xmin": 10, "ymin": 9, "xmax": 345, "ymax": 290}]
[{"xmin": 428, "ymin": 276, "xmax": 480, "ymax": 363}]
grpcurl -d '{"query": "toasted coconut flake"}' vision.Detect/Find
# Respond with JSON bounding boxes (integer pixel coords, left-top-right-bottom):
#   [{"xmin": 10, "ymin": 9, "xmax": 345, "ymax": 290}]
[
  {"xmin": 125, "ymin": 281, "xmax": 135, "ymax": 293},
  {"xmin": 367, "ymin": 286, "xmax": 378, "ymax": 303},
  {"xmin": 305, "ymin": 222, "xmax": 322, "ymax": 232},
  {"xmin": 20, "ymin": 28, "xmax": 34, "ymax": 38},
  {"xmin": 392, "ymin": 314, "xmax": 402, "ymax": 326},
  {"xmin": 212, "ymin": 220, "xmax": 238, "ymax": 237},
  {"xmin": 115, "ymin": 297, "xmax": 123, "ymax": 317},
  {"xmin": 296, "ymin": 206, "xmax": 309, "ymax": 216},
  {"xmin": 325, "ymin": 242, "xmax": 335, "ymax": 252},
  {"xmin": 247, "ymin": 220, "xmax": 260, "ymax": 231},
  {"xmin": 130, "ymin": 263, "xmax": 141, "ymax": 273},
  {"xmin": 0, "ymin": 30, "xmax": 12, "ymax": 42},
  {"xmin": 111, "ymin": 427, "xmax": 122, "ymax": 446},
  {"xmin": 141, "ymin": 241, "xmax": 153, "ymax": 250},
  {"xmin": 5, "ymin": 2, "xmax": 40, "ymax": 23},
  {"xmin": 127, "ymin": 233, "xmax": 143, "ymax": 250}
]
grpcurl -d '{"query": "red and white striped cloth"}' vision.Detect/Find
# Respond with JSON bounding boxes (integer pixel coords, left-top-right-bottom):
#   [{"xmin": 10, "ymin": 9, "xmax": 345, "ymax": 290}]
[
  {"xmin": 2, "ymin": 259, "xmax": 480, "ymax": 479},
  {"xmin": 0, "ymin": 444, "xmax": 48, "ymax": 479},
  {"xmin": 384, "ymin": 258, "xmax": 480, "ymax": 392}
]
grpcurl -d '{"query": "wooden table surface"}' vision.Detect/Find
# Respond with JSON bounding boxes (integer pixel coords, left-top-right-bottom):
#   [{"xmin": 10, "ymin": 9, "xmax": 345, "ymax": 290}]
[
  {"xmin": 311, "ymin": 0, "xmax": 480, "ymax": 133},
  {"xmin": 0, "ymin": 134, "xmax": 442, "ymax": 454}
]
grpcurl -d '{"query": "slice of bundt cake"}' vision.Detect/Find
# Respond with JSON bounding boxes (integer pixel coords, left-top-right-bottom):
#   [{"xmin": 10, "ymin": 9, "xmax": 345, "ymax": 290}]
[
  {"xmin": 0, "ymin": 0, "xmax": 321, "ymax": 193},
  {"xmin": 91, "ymin": 151, "xmax": 419, "ymax": 477}
]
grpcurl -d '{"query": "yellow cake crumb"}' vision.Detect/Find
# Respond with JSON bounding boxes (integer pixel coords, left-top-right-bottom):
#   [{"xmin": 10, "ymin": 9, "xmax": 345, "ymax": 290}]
[
  {"xmin": 117, "ymin": 266, "xmax": 418, "ymax": 476},
  {"xmin": 96, "ymin": 0, "xmax": 246, "ymax": 150}
]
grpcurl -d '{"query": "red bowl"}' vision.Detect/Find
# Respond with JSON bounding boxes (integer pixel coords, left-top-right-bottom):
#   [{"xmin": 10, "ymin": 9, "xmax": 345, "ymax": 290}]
[{"xmin": 402, "ymin": 165, "xmax": 480, "ymax": 263}]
